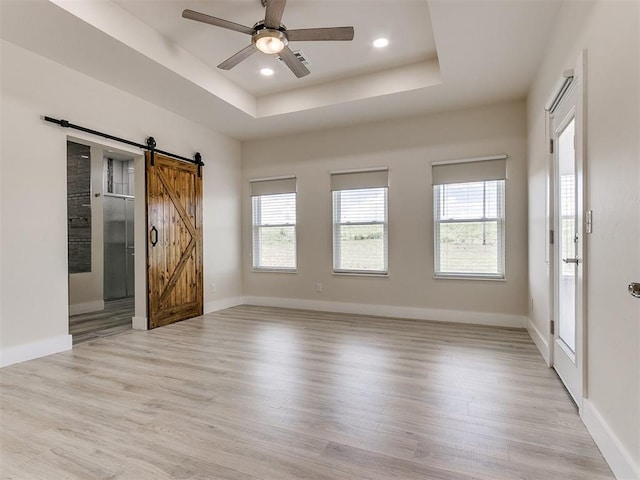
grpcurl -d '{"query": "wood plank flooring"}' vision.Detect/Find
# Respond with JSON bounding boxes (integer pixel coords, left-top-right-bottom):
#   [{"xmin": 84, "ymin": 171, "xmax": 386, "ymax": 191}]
[
  {"xmin": 1, "ymin": 306, "xmax": 613, "ymax": 479},
  {"xmin": 69, "ymin": 298, "xmax": 134, "ymax": 345}
]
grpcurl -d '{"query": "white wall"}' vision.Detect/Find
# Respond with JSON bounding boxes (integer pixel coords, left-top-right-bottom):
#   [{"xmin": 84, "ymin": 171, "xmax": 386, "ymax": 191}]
[
  {"xmin": 0, "ymin": 40, "xmax": 243, "ymax": 366},
  {"xmin": 527, "ymin": 1, "xmax": 639, "ymax": 478},
  {"xmin": 242, "ymin": 101, "xmax": 529, "ymax": 327}
]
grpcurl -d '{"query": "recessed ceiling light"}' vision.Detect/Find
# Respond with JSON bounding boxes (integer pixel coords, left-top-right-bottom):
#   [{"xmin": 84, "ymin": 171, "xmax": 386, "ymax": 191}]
[
  {"xmin": 260, "ymin": 68, "xmax": 275, "ymax": 76},
  {"xmin": 373, "ymin": 38, "xmax": 389, "ymax": 48}
]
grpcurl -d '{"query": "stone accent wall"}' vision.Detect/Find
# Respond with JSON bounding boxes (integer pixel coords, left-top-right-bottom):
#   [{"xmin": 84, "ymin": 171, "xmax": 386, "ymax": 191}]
[{"xmin": 67, "ymin": 141, "xmax": 91, "ymax": 273}]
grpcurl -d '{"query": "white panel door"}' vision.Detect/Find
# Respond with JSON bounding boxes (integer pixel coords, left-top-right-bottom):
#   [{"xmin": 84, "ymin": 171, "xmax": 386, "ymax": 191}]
[{"xmin": 550, "ymin": 75, "xmax": 584, "ymax": 407}]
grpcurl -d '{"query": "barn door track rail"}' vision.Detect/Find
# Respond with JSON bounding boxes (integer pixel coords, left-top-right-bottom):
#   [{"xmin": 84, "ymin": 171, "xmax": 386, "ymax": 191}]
[{"xmin": 43, "ymin": 116, "xmax": 204, "ymax": 176}]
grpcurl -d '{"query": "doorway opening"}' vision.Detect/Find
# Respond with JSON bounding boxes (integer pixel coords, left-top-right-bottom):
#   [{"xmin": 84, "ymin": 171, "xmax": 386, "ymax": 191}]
[
  {"xmin": 66, "ymin": 139, "xmax": 144, "ymax": 344},
  {"xmin": 546, "ymin": 53, "xmax": 587, "ymax": 409}
]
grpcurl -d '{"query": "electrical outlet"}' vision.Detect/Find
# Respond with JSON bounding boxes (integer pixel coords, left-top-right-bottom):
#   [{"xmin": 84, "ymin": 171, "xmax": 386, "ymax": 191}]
[
  {"xmin": 531, "ymin": 297, "xmax": 534, "ymax": 312},
  {"xmin": 211, "ymin": 283, "xmax": 217, "ymax": 294},
  {"xmin": 315, "ymin": 282, "xmax": 322, "ymax": 293}
]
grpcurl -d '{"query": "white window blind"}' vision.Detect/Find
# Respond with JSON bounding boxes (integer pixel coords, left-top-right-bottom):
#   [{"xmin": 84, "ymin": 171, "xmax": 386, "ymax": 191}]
[
  {"xmin": 331, "ymin": 169, "xmax": 388, "ymax": 274},
  {"xmin": 432, "ymin": 158, "xmax": 506, "ymax": 278},
  {"xmin": 250, "ymin": 177, "xmax": 296, "ymax": 271},
  {"xmin": 560, "ymin": 174, "xmax": 576, "ymax": 277},
  {"xmin": 431, "ymin": 157, "xmax": 507, "ymax": 185}
]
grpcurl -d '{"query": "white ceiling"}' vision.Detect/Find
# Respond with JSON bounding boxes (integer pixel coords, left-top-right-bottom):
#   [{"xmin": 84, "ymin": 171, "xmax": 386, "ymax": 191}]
[{"xmin": 0, "ymin": 0, "xmax": 562, "ymax": 141}]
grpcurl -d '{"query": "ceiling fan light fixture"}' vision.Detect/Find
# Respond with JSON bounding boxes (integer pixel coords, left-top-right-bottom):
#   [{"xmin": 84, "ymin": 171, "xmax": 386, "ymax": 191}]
[{"xmin": 253, "ymin": 29, "xmax": 288, "ymax": 54}]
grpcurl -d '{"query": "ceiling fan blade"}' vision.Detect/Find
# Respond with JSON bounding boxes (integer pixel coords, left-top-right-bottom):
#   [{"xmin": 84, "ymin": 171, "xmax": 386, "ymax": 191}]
[
  {"xmin": 217, "ymin": 44, "xmax": 258, "ymax": 70},
  {"xmin": 278, "ymin": 46, "xmax": 310, "ymax": 78},
  {"xmin": 264, "ymin": 0, "xmax": 287, "ymax": 29},
  {"xmin": 182, "ymin": 9, "xmax": 254, "ymax": 35},
  {"xmin": 286, "ymin": 27, "xmax": 355, "ymax": 42}
]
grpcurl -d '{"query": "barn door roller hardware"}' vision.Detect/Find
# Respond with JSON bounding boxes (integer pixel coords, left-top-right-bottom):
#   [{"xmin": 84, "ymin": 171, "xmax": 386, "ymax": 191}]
[{"xmin": 43, "ymin": 116, "xmax": 204, "ymax": 176}]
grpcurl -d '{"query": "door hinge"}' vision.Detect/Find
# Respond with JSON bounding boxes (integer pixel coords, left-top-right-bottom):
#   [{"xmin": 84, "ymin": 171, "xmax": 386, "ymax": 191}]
[
  {"xmin": 550, "ymin": 320, "xmax": 555, "ymax": 335},
  {"xmin": 550, "ymin": 229, "xmax": 554, "ymax": 245},
  {"xmin": 549, "ymin": 139, "xmax": 554, "ymax": 154}
]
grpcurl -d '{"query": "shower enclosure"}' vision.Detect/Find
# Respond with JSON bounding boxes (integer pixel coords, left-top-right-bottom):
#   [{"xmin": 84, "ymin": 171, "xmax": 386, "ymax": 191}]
[{"xmin": 103, "ymin": 195, "xmax": 134, "ymax": 300}]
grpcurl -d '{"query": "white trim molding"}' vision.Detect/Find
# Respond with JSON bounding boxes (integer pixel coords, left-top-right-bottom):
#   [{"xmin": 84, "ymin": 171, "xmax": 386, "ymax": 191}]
[
  {"xmin": 582, "ymin": 399, "xmax": 640, "ymax": 480},
  {"xmin": 0, "ymin": 334, "xmax": 72, "ymax": 368},
  {"xmin": 204, "ymin": 297, "xmax": 244, "ymax": 315},
  {"xmin": 69, "ymin": 300, "xmax": 104, "ymax": 316},
  {"xmin": 243, "ymin": 296, "xmax": 527, "ymax": 328},
  {"xmin": 132, "ymin": 316, "xmax": 147, "ymax": 330},
  {"xmin": 527, "ymin": 317, "xmax": 551, "ymax": 366}
]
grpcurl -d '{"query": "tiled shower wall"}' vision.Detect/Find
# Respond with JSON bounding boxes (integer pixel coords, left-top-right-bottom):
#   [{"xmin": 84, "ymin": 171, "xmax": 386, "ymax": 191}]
[{"xmin": 67, "ymin": 141, "xmax": 91, "ymax": 273}]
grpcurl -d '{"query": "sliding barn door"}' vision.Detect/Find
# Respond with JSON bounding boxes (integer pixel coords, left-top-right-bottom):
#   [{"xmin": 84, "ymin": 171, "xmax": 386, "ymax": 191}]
[{"xmin": 146, "ymin": 152, "xmax": 203, "ymax": 329}]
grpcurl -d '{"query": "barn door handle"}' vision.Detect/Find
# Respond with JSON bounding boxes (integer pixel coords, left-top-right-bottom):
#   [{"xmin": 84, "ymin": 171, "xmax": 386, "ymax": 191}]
[{"xmin": 150, "ymin": 226, "xmax": 158, "ymax": 247}]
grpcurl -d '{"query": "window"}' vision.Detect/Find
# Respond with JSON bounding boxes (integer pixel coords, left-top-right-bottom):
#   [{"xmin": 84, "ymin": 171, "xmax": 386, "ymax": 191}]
[
  {"xmin": 250, "ymin": 177, "xmax": 297, "ymax": 272},
  {"xmin": 432, "ymin": 157, "xmax": 507, "ymax": 279},
  {"xmin": 331, "ymin": 169, "xmax": 388, "ymax": 274},
  {"xmin": 559, "ymin": 173, "xmax": 576, "ymax": 277}
]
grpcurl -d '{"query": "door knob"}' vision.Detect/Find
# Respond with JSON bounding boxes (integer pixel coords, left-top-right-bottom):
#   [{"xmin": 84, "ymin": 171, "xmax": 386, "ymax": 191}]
[
  {"xmin": 629, "ymin": 283, "xmax": 640, "ymax": 298},
  {"xmin": 563, "ymin": 258, "xmax": 580, "ymax": 264}
]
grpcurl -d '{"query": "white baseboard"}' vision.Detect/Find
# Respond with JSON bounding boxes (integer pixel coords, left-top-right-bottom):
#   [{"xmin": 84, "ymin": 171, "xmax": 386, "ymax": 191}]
[
  {"xmin": 0, "ymin": 334, "xmax": 73, "ymax": 368},
  {"xmin": 69, "ymin": 300, "xmax": 104, "ymax": 316},
  {"xmin": 527, "ymin": 318, "xmax": 551, "ymax": 366},
  {"xmin": 582, "ymin": 399, "xmax": 640, "ymax": 480},
  {"xmin": 132, "ymin": 297, "xmax": 244, "ymax": 328},
  {"xmin": 242, "ymin": 296, "xmax": 527, "ymax": 328},
  {"xmin": 132, "ymin": 316, "xmax": 147, "ymax": 330},
  {"xmin": 204, "ymin": 296, "xmax": 244, "ymax": 315}
]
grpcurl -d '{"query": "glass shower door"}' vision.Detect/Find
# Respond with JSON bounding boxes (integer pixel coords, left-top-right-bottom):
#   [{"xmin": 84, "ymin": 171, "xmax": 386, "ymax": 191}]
[
  {"xmin": 104, "ymin": 195, "xmax": 135, "ymax": 300},
  {"xmin": 125, "ymin": 197, "xmax": 135, "ymax": 297}
]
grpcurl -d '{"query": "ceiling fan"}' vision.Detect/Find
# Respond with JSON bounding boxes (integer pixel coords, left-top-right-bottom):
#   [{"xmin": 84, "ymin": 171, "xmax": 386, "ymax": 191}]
[{"xmin": 182, "ymin": 0, "xmax": 355, "ymax": 78}]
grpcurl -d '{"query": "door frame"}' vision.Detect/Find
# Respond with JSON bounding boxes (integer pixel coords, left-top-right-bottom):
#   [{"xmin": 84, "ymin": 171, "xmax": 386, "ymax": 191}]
[
  {"xmin": 65, "ymin": 134, "xmax": 147, "ymax": 331},
  {"xmin": 546, "ymin": 51, "xmax": 588, "ymax": 408}
]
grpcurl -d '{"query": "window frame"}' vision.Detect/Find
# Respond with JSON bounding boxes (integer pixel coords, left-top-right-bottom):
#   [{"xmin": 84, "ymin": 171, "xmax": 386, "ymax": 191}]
[
  {"xmin": 433, "ymin": 179, "xmax": 506, "ymax": 280},
  {"xmin": 332, "ymin": 187, "xmax": 389, "ymax": 276},
  {"xmin": 251, "ymin": 192, "xmax": 298, "ymax": 273}
]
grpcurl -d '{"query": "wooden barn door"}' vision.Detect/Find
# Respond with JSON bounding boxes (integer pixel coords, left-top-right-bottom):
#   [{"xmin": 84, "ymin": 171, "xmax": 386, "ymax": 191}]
[{"xmin": 146, "ymin": 152, "xmax": 203, "ymax": 329}]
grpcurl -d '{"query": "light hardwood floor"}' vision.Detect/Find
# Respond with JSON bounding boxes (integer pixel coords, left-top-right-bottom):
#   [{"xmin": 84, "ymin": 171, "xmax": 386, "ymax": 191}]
[{"xmin": 1, "ymin": 306, "xmax": 613, "ymax": 479}]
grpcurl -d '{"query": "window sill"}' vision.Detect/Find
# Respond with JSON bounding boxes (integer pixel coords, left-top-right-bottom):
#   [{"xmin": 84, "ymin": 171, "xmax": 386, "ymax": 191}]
[
  {"xmin": 252, "ymin": 268, "xmax": 298, "ymax": 274},
  {"xmin": 332, "ymin": 271, "xmax": 389, "ymax": 278},
  {"xmin": 433, "ymin": 274, "xmax": 505, "ymax": 282}
]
